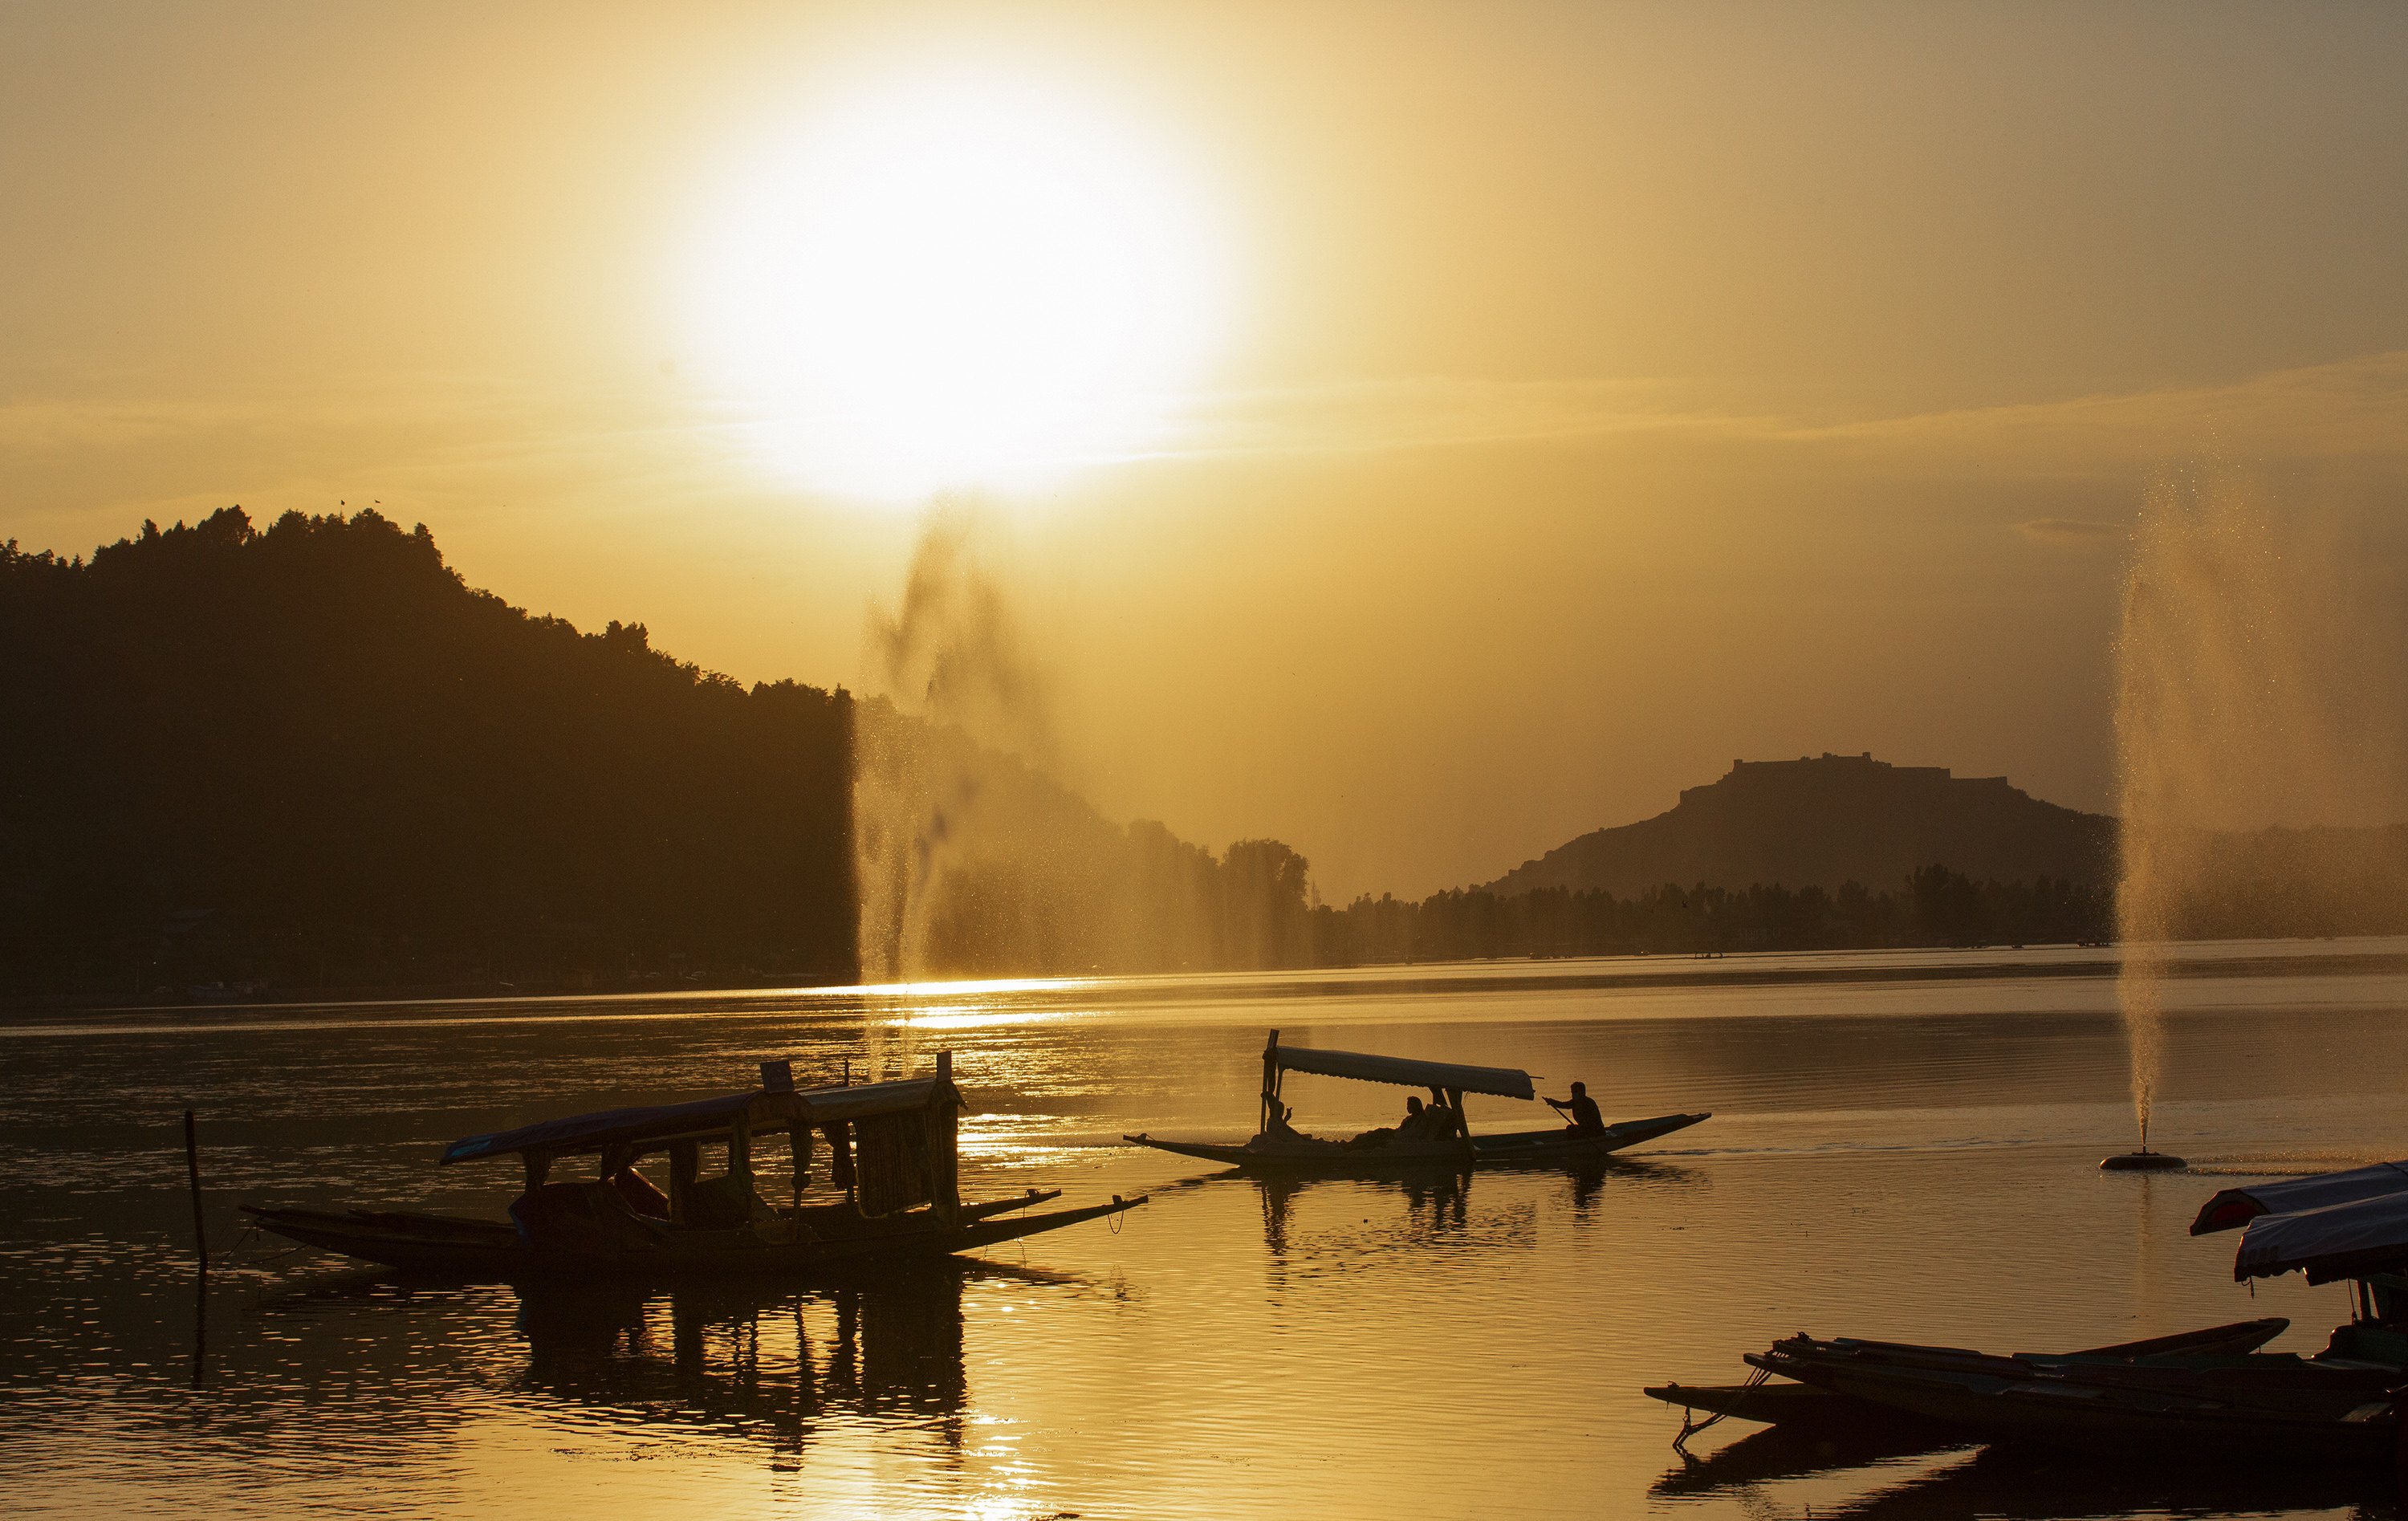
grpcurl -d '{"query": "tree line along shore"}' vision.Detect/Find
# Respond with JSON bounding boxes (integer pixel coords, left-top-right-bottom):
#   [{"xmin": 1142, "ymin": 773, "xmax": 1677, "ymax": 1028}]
[{"xmin": 6, "ymin": 507, "xmax": 2398, "ymax": 1002}]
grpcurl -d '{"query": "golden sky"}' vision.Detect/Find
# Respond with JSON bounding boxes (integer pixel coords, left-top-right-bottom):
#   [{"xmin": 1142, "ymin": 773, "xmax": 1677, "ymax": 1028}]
[{"xmin": 7, "ymin": 2, "xmax": 2407, "ymax": 899}]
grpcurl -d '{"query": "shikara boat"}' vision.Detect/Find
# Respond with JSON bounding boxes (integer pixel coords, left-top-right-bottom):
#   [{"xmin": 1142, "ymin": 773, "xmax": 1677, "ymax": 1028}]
[
  {"xmin": 1649, "ymin": 1320, "xmax": 2293, "ymax": 1429},
  {"xmin": 243, "ymin": 1053, "xmax": 1143, "ymax": 1280},
  {"xmin": 1648, "ymin": 1157, "xmax": 2408, "ymax": 1464},
  {"xmin": 1124, "ymin": 1028, "xmax": 1709, "ymax": 1174}
]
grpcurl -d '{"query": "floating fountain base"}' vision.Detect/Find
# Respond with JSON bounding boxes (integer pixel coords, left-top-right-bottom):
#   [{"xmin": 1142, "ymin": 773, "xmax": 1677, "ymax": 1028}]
[{"xmin": 2101, "ymin": 1149, "xmax": 2186, "ymax": 1172}]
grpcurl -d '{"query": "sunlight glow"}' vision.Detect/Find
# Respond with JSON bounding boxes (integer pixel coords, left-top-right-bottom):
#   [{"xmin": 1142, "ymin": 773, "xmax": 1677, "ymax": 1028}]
[{"xmin": 685, "ymin": 66, "xmax": 1233, "ymax": 500}]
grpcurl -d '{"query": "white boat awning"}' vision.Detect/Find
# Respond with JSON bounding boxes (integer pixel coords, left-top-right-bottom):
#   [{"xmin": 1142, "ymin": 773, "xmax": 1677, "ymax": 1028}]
[
  {"xmin": 2234, "ymin": 1187, "xmax": 2408, "ymax": 1283},
  {"xmin": 2192, "ymin": 1159, "xmax": 2408, "ymax": 1234},
  {"xmin": 1272, "ymin": 1045, "xmax": 1535, "ymax": 1100}
]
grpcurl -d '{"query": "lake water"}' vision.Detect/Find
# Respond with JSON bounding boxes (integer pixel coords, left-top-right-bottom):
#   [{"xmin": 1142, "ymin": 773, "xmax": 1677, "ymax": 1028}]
[{"xmin": 6, "ymin": 939, "xmax": 2408, "ymax": 1520}]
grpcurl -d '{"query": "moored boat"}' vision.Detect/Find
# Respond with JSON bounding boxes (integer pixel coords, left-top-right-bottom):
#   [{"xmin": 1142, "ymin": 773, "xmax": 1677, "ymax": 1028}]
[
  {"xmin": 1647, "ymin": 1157, "xmax": 2408, "ymax": 1464},
  {"xmin": 1125, "ymin": 1028, "xmax": 1709, "ymax": 1174},
  {"xmin": 243, "ymin": 1052, "xmax": 1142, "ymax": 1279},
  {"xmin": 1739, "ymin": 1324, "xmax": 2393, "ymax": 1462}
]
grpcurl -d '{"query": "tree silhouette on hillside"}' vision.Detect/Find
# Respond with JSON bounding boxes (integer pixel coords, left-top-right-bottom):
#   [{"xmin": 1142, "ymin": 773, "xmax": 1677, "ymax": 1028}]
[{"xmin": 2, "ymin": 506, "xmax": 853, "ymax": 995}]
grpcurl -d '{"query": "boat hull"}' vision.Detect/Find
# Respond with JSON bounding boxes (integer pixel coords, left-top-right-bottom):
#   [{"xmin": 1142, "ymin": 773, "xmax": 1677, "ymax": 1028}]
[
  {"xmin": 242, "ymin": 1192, "xmax": 1141, "ymax": 1281},
  {"xmin": 1645, "ymin": 1320, "xmax": 2292, "ymax": 1434},
  {"xmin": 1741, "ymin": 1332, "xmax": 2399, "ymax": 1463},
  {"xmin": 1125, "ymin": 1111, "xmax": 1710, "ymax": 1173},
  {"xmin": 1643, "ymin": 1379, "xmax": 1905, "ymax": 1431}
]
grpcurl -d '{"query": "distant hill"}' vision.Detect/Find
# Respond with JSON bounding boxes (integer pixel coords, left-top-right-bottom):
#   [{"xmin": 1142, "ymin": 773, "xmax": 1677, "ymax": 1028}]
[{"xmin": 1485, "ymin": 753, "xmax": 2117, "ymax": 897}]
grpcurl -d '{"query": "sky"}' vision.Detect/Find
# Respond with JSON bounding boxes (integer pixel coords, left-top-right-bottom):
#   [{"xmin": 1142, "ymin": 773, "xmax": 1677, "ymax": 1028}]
[{"xmin": 6, "ymin": 2, "xmax": 2407, "ymax": 901}]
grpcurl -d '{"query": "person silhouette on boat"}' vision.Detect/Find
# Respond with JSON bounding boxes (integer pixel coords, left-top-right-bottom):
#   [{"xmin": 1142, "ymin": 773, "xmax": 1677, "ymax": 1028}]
[
  {"xmin": 1344, "ymin": 1097, "xmax": 1422, "ymax": 1151},
  {"xmin": 1418, "ymin": 1090, "xmax": 1458, "ymax": 1141},
  {"xmin": 1542, "ymin": 1081, "xmax": 1606, "ymax": 1136}
]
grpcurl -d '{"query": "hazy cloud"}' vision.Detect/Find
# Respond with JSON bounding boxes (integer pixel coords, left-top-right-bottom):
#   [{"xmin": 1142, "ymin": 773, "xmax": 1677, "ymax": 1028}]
[
  {"xmin": 1169, "ymin": 375, "xmax": 1774, "ymax": 461},
  {"xmin": 2016, "ymin": 517, "xmax": 2127, "ymax": 549},
  {"xmin": 1787, "ymin": 351, "xmax": 2408, "ymax": 472},
  {"xmin": 1177, "ymin": 351, "xmax": 2408, "ymax": 478},
  {"xmin": 13, "ymin": 348, "xmax": 2408, "ymax": 563}
]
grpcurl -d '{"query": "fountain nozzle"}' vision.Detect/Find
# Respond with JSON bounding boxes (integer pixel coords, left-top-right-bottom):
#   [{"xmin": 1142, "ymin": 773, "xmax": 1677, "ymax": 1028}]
[{"xmin": 2101, "ymin": 1149, "xmax": 2186, "ymax": 1171}]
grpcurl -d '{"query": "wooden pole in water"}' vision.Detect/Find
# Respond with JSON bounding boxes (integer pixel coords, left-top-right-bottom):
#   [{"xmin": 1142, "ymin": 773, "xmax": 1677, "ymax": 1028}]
[{"xmin": 182, "ymin": 1108, "xmax": 208, "ymax": 1271}]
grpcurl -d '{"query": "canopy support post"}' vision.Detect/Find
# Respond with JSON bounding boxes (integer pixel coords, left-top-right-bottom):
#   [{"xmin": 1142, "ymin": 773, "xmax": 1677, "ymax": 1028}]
[
  {"xmin": 1446, "ymin": 1086, "xmax": 1471, "ymax": 1161},
  {"xmin": 825, "ymin": 1123, "xmax": 856, "ymax": 1206},
  {"xmin": 669, "ymin": 1141, "xmax": 699, "ymax": 1226},
  {"xmin": 787, "ymin": 1125, "xmax": 811, "ymax": 1211},
  {"xmin": 1261, "ymin": 1029, "xmax": 1281, "ymax": 1135},
  {"xmin": 729, "ymin": 1118, "xmax": 754, "ymax": 1192},
  {"xmin": 930, "ymin": 1051, "xmax": 961, "ymax": 1229}
]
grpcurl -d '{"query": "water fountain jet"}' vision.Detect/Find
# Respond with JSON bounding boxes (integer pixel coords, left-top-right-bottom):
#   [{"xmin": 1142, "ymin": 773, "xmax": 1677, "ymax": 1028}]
[{"xmin": 2105, "ymin": 472, "xmax": 2408, "ymax": 1172}]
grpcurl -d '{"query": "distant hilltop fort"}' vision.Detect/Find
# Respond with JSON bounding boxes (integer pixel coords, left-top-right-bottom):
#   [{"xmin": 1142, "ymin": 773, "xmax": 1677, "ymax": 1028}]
[
  {"xmin": 1487, "ymin": 752, "xmax": 2116, "ymax": 898},
  {"xmin": 1692, "ymin": 752, "xmax": 2010, "ymax": 803}
]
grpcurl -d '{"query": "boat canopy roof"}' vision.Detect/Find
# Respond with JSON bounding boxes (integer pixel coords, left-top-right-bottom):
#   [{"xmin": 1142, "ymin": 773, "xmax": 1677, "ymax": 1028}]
[
  {"xmin": 2233, "ymin": 1187, "xmax": 2408, "ymax": 1284},
  {"xmin": 441, "ymin": 1076, "xmax": 960, "ymax": 1166},
  {"xmin": 1272, "ymin": 1044, "xmax": 1534, "ymax": 1100},
  {"xmin": 2191, "ymin": 1159, "xmax": 2408, "ymax": 1235}
]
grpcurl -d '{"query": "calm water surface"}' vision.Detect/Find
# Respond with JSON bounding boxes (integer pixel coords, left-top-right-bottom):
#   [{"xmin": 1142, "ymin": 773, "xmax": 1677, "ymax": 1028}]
[{"xmin": 6, "ymin": 940, "xmax": 2408, "ymax": 1520}]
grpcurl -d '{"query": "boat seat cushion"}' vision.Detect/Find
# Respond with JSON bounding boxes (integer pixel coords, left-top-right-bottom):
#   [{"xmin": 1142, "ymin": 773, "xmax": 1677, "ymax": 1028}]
[
  {"xmin": 510, "ymin": 1181, "xmax": 666, "ymax": 1253},
  {"xmin": 682, "ymin": 1175, "xmax": 776, "ymax": 1230}
]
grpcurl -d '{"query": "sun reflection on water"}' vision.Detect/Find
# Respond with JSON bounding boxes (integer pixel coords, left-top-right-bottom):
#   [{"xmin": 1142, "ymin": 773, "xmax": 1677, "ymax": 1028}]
[{"xmin": 8, "ymin": 944, "xmax": 2408, "ymax": 1518}]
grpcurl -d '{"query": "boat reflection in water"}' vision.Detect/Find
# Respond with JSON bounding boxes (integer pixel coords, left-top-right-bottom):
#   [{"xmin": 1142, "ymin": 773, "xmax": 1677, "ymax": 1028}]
[
  {"xmin": 1564, "ymin": 1156, "xmax": 1706, "ymax": 1218},
  {"xmin": 1656, "ymin": 1437, "xmax": 2395, "ymax": 1520},
  {"xmin": 1251, "ymin": 1169, "xmax": 1471, "ymax": 1256},
  {"xmin": 1242, "ymin": 1156, "xmax": 1705, "ymax": 1257},
  {"xmin": 1649, "ymin": 1418, "xmax": 1969, "ymax": 1503},
  {"xmin": 506, "ymin": 1263, "xmax": 995, "ymax": 1458}
]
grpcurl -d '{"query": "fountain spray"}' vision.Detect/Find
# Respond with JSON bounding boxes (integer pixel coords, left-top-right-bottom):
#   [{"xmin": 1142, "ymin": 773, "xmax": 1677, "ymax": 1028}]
[{"xmin": 2100, "ymin": 472, "xmax": 2403, "ymax": 1173}]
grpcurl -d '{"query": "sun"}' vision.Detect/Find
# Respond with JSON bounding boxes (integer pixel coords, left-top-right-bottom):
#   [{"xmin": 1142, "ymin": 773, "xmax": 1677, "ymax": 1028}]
[{"xmin": 684, "ymin": 67, "xmax": 1234, "ymax": 501}]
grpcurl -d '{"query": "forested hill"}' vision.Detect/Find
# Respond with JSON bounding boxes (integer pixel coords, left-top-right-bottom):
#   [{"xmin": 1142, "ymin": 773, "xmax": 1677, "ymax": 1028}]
[
  {"xmin": 2, "ymin": 506, "xmax": 856, "ymax": 995},
  {"xmin": 1487, "ymin": 753, "xmax": 2117, "ymax": 898},
  {"xmin": 1, "ymin": 506, "xmax": 1325, "ymax": 999}
]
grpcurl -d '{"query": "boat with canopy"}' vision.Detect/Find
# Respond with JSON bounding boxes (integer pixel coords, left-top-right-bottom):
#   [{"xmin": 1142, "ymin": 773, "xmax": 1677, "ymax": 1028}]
[
  {"xmin": 243, "ymin": 1052, "xmax": 1143, "ymax": 1279},
  {"xmin": 1647, "ymin": 1156, "xmax": 2408, "ymax": 1463},
  {"xmin": 1124, "ymin": 1028, "xmax": 1709, "ymax": 1173}
]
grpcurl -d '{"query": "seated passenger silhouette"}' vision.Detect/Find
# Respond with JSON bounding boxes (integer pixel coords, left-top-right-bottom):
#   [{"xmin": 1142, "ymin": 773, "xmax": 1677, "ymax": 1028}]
[{"xmin": 1422, "ymin": 1092, "xmax": 1457, "ymax": 1140}]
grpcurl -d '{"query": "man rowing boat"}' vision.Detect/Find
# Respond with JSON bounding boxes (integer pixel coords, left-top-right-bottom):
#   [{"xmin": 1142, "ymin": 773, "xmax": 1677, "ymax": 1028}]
[{"xmin": 1542, "ymin": 1080, "xmax": 1606, "ymax": 1136}]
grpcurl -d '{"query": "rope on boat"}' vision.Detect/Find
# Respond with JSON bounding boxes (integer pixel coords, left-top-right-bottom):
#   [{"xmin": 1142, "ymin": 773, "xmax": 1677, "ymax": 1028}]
[
  {"xmin": 210, "ymin": 1223, "xmax": 314, "ymax": 1267},
  {"xmin": 1671, "ymin": 1364, "xmax": 1771, "ymax": 1456}
]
